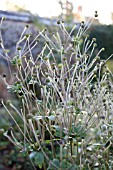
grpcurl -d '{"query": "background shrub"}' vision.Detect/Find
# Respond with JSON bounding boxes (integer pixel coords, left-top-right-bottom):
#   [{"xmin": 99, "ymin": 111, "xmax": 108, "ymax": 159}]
[{"xmin": 88, "ymin": 25, "xmax": 113, "ymax": 60}]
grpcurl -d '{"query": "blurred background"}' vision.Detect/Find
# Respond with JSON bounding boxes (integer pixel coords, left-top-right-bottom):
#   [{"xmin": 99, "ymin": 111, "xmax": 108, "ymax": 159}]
[
  {"xmin": 0, "ymin": 0, "xmax": 113, "ymax": 24},
  {"xmin": 0, "ymin": 1, "xmax": 113, "ymax": 170}
]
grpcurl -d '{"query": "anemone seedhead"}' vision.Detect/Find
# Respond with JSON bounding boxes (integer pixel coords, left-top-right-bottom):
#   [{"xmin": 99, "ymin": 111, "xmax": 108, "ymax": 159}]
[
  {"xmin": 102, "ymin": 47, "xmax": 105, "ymax": 51},
  {"xmin": 93, "ymin": 70, "xmax": 97, "ymax": 74},
  {"xmin": 3, "ymin": 49, "xmax": 9, "ymax": 54},
  {"xmin": 17, "ymin": 46, "xmax": 21, "ymax": 50},
  {"xmin": 61, "ymin": 44, "xmax": 64, "ymax": 48},
  {"xmin": 96, "ymin": 56, "xmax": 100, "ymax": 61},
  {"xmin": 13, "ymin": 73, "xmax": 17, "ymax": 77},
  {"xmin": 58, "ymin": 63, "xmax": 63, "ymax": 69},
  {"xmin": 45, "ymin": 72, "xmax": 49, "ymax": 77},
  {"xmin": 81, "ymin": 25, "xmax": 84, "ymax": 29},
  {"xmin": 2, "ymin": 16, "xmax": 6, "ymax": 21},
  {"xmin": 45, "ymin": 41, "xmax": 49, "ymax": 45},
  {"xmin": 57, "ymin": 20, "xmax": 61, "ymax": 25},
  {"xmin": 25, "ymin": 34, "xmax": 30, "ymax": 38},
  {"xmin": 81, "ymin": 21, "xmax": 84, "ymax": 24},
  {"xmin": 92, "ymin": 38, "xmax": 96, "ymax": 42},
  {"xmin": 22, "ymin": 55, "xmax": 26, "ymax": 59},
  {"xmin": 6, "ymin": 100, "xmax": 11, "ymax": 105},
  {"xmin": 40, "ymin": 85, "xmax": 43, "ymax": 88},
  {"xmin": 8, "ymin": 127, "xmax": 13, "ymax": 133},
  {"xmin": 106, "ymin": 69, "xmax": 110, "ymax": 73},
  {"xmin": 100, "ymin": 116, "xmax": 105, "ymax": 120},
  {"xmin": 0, "ymin": 129, "xmax": 4, "ymax": 135},
  {"xmin": 51, "ymin": 63, "xmax": 55, "ymax": 67},
  {"xmin": 106, "ymin": 72, "xmax": 110, "ymax": 78},
  {"xmin": 2, "ymin": 73, "xmax": 6, "ymax": 78},
  {"xmin": 26, "ymin": 114, "xmax": 34, "ymax": 120},
  {"xmin": 44, "ymin": 56, "xmax": 49, "ymax": 61},
  {"xmin": 25, "ymin": 24, "xmax": 29, "ymax": 28},
  {"xmin": 46, "ymin": 78, "xmax": 50, "ymax": 83},
  {"xmin": 93, "ymin": 75, "xmax": 97, "ymax": 79},
  {"xmin": 85, "ymin": 34, "xmax": 89, "ymax": 38},
  {"xmin": 78, "ymin": 119, "xmax": 82, "ymax": 122},
  {"xmin": 101, "ymin": 125, "xmax": 107, "ymax": 131},
  {"xmin": 63, "ymin": 57, "xmax": 67, "ymax": 61},
  {"xmin": 95, "ymin": 11, "xmax": 98, "ymax": 17},
  {"xmin": 36, "ymin": 39, "xmax": 40, "ymax": 42},
  {"xmin": 44, "ymin": 27, "xmax": 47, "ymax": 31},
  {"xmin": 51, "ymin": 48, "xmax": 55, "ymax": 52},
  {"xmin": 81, "ymin": 21, "xmax": 85, "ymax": 28},
  {"xmin": 93, "ymin": 43, "xmax": 97, "ymax": 47}
]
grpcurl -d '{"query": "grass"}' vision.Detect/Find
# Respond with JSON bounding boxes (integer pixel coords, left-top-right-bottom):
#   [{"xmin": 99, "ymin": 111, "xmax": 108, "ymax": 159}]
[{"xmin": 0, "ymin": 13, "xmax": 113, "ymax": 169}]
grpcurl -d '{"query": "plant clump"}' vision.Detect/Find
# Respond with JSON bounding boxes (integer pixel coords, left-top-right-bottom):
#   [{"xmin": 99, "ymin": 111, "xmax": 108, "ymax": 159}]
[{"xmin": 0, "ymin": 14, "xmax": 113, "ymax": 170}]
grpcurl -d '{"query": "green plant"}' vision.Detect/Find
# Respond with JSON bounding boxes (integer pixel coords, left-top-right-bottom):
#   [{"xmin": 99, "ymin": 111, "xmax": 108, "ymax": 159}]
[
  {"xmin": 0, "ymin": 136, "xmax": 33, "ymax": 170},
  {"xmin": 0, "ymin": 13, "xmax": 113, "ymax": 169}
]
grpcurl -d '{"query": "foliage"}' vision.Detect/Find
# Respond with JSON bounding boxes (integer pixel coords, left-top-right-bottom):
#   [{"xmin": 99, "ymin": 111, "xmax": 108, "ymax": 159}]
[
  {"xmin": 0, "ymin": 106, "xmax": 34, "ymax": 170},
  {"xmin": 88, "ymin": 24, "xmax": 113, "ymax": 60},
  {"xmin": 0, "ymin": 14, "xmax": 113, "ymax": 170},
  {"xmin": 0, "ymin": 136, "xmax": 34, "ymax": 170}
]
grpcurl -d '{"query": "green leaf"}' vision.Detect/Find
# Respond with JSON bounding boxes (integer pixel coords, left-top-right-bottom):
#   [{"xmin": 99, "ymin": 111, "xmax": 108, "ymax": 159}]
[
  {"xmin": 72, "ymin": 125, "xmax": 86, "ymax": 138},
  {"xmin": 53, "ymin": 159, "xmax": 60, "ymax": 167},
  {"xmin": 67, "ymin": 164, "xmax": 79, "ymax": 170},
  {"xmin": 61, "ymin": 159, "xmax": 71, "ymax": 169},
  {"xmin": 49, "ymin": 159, "xmax": 60, "ymax": 169},
  {"xmin": 29, "ymin": 151, "xmax": 44, "ymax": 169}
]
